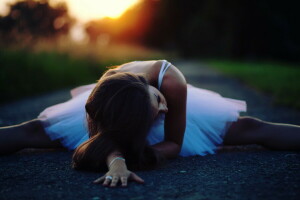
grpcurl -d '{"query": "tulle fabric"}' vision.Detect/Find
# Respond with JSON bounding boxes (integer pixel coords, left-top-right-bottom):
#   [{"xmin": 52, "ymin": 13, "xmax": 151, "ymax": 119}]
[
  {"xmin": 38, "ymin": 84, "xmax": 246, "ymax": 156},
  {"xmin": 147, "ymin": 84, "xmax": 246, "ymax": 156},
  {"xmin": 38, "ymin": 84, "xmax": 96, "ymax": 149}
]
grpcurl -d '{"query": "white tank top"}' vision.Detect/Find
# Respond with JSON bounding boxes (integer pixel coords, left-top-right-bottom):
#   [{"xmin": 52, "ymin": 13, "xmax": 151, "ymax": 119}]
[{"xmin": 157, "ymin": 60, "xmax": 172, "ymax": 90}]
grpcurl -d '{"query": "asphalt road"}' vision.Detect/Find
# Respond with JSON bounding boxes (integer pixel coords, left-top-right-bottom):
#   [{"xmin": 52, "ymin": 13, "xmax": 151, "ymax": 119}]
[{"xmin": 0, "ymin": 60, "xmax": 299, "ymax": 200}]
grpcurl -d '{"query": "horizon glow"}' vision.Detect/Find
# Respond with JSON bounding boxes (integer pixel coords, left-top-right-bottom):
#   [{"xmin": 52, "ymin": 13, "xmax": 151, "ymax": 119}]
[{"xmin": 0, "ymin": 0, "xmax": 141, "ymax": 22}]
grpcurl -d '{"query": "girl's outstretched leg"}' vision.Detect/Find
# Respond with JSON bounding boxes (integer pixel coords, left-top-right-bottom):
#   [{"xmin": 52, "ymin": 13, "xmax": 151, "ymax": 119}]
[
  {"xmin": 224, "ymin": 117, "xmax": 300, "ymax": 150},
  {"xmin": 0, "ymin": 119, "xmax": 62, "ymax": 155}
]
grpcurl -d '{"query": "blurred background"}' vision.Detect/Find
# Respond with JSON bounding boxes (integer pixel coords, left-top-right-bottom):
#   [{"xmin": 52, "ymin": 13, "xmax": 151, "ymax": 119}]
[{"xmin": 0, "ymin": 0, "xmax": 299, "ymax": 108}]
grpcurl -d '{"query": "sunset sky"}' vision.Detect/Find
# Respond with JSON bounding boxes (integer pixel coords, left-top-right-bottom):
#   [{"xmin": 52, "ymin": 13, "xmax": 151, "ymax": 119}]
[{"xmin": 0, "ymin": 0, "xmax": 141, "ymax": 22}]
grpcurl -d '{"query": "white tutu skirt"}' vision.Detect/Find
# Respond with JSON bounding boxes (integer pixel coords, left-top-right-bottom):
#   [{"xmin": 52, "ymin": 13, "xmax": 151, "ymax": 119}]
[{"xmin": 38, "ymin": 84, "xmax": 246, "ymax": 157}]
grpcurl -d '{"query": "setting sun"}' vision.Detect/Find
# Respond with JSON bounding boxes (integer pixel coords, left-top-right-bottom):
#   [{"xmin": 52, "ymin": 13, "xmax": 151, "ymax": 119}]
[
  {"xmin": 0, "ymin": 0, "xmax": 141, "ymax": 22},
  {"xmin": 65, "ymin": 0, "xmax": 141, "ymax": 21}
]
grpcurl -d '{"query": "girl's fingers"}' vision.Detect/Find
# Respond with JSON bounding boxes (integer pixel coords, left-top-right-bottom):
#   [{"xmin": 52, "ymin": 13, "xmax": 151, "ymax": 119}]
[
  {"xmin": 102, "ymin": 176, "xmax": 112, "ymax": 186},
  {"xmin": 120, "ymin": 177, "xmax": 128, "ymax": 187},
  {"xmin": 94, "ymin": 171, "xmax": 144, "ymax": 187},
  {"xmin": 110, "ymin": 176, "xmax": 119, "ymax": 187},
  {"xmin": 93, "ymin": 176, "xmax": 105, "ymax": 184},
  {"xmin": 130, "ymin": 172, "xmax": 145, "ymax": 184}
]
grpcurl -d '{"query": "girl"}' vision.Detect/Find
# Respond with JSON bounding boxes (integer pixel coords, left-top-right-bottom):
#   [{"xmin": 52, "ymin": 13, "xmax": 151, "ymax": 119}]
[{"xmin": 0, "ymin": 60, "xmax": 299, "ymax": 187}]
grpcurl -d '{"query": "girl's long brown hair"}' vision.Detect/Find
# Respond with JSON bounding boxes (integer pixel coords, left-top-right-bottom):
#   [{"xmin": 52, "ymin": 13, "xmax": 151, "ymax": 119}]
[{"xmin": 72, "ymin": 72, "xmax": 164, "ymax": 171}]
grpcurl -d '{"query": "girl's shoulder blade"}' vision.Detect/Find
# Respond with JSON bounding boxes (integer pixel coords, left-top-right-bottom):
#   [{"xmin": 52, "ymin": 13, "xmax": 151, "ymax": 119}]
[
  {"xmin": 105, "ymin": 60, "xmax": 163, "ymax": 83},
  {"xmin": 100, "ymin": 60, "xmax": 183, "ymax": 87}
]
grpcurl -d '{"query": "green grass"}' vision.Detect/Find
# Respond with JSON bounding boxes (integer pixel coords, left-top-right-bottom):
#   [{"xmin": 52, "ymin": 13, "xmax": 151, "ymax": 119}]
[
  {"xmin": 208, "ymin": 60, "xmax": 300, "ymax": 109},
  {"xmin": 0, "ymin": 47, "xmax": 168, "ymax": 103},
  {"xmin": 0, "ymin": 49, "xmax": 107, "ymax": 103}
]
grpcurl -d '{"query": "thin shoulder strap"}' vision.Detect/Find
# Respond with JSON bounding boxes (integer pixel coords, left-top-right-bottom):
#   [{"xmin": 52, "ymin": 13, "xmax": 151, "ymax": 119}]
[{"xmin": 158, "ymin": 60, "xmax": 172, "ymax": 90}]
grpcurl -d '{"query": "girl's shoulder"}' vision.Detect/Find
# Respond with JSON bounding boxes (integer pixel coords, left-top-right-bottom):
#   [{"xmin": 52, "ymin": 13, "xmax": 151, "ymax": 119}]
[{"xmin": 160, "ymin": 61, "xmax": 187, "ymax": 92}]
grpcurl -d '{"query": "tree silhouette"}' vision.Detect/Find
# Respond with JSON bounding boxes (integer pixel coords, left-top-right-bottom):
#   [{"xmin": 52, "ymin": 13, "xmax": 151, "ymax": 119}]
[{"xmin": 0, "ymin": 0, "xmax": 72, "ymax": 45}]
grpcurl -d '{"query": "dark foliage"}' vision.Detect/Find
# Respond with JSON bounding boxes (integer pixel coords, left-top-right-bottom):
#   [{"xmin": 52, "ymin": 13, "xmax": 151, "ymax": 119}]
[
  {"xmin": 141, "ymin": 0, "xmax": 300, "ymax": 61},
  {"xmin": 0, "ymin": 0, "xmax": 72, "ymax": 44},
  {"xmin": 87, "ymin": 0, "xmax": 298, "ymax": 61}
]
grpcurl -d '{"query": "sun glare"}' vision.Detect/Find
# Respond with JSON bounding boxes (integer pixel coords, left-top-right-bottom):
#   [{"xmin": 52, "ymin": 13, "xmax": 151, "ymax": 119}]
[
  {"xmin": 0, "ymin": 0, "xmax": 15, "ymax": 16},
  {"xmin": 66, "ymin": 0, "xmax": 141, "ymax": 22},
  {"xmin": 0, "ymin": 0, "xmax": 141, "ymax": 21}
]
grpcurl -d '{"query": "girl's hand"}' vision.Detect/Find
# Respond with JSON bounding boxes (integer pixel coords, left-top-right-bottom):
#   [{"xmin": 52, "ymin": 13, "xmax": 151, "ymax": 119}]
[{"xmin": 93, "ymin": 159, "xmax": 144, "ymax": 187}]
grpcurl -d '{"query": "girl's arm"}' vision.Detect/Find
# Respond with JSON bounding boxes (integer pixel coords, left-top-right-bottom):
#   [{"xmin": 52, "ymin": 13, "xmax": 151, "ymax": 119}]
[
  {"xmin": 152, "ymin": 64, "xmax": 187, "ymax": 158},
  {"xmin": 93, "ymin": 151, "xmax": 144, "ymax": 187}
]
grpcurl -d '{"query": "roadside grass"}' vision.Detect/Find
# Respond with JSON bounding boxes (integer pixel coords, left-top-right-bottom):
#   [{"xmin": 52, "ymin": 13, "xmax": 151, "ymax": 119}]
[
  {"xmin": 208, "ymin": 60, "xmax": 300, "ymax": 109},
  {"xmin": 0, "ymin": 49, "xmax": 105, "ymax": 103},
  {"xmin": 0, "ymin": 45, "xmax": 169, "ymax": 103}
]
